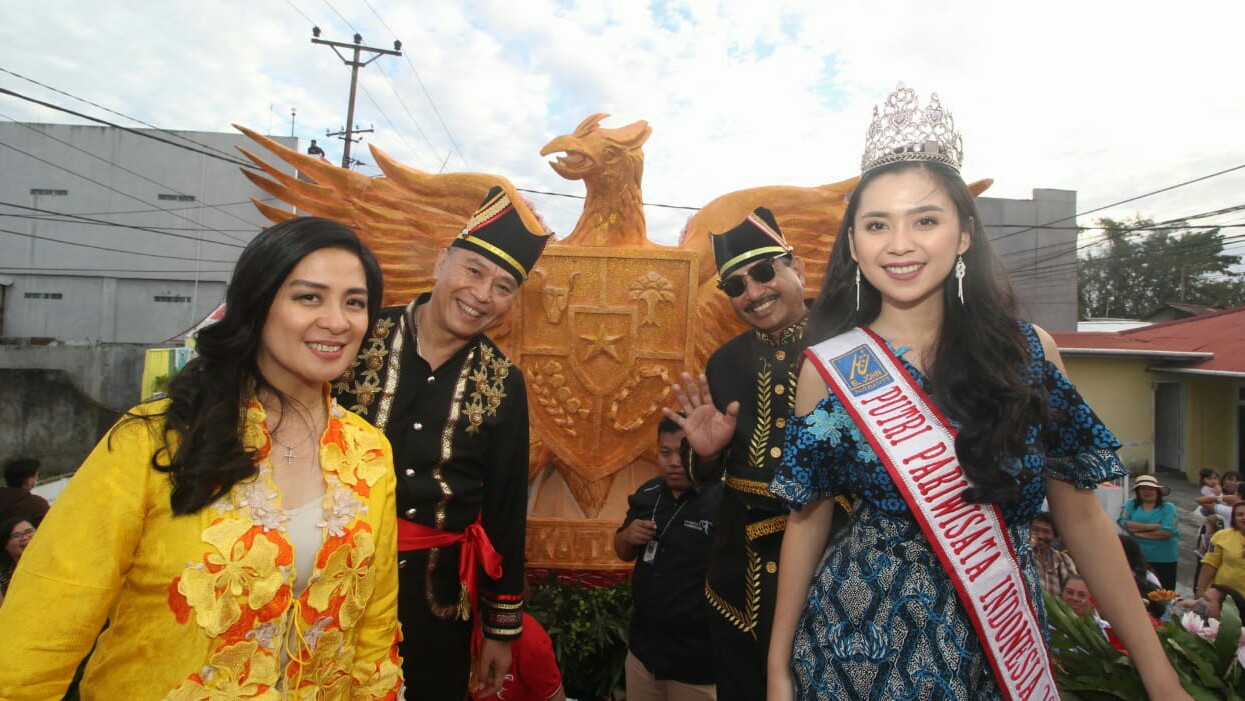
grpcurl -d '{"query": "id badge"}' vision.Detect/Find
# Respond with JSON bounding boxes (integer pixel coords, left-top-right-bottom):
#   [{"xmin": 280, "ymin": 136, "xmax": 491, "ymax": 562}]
[{"xmin": 642, "ymin": 539, "xmax": 659, "ymax": 563}]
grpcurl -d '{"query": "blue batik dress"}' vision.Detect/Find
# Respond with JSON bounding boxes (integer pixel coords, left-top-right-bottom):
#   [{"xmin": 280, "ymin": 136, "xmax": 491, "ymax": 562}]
[{"xmin": 769, "ymin": 322, "xmax": 1127, "ymax": 700}]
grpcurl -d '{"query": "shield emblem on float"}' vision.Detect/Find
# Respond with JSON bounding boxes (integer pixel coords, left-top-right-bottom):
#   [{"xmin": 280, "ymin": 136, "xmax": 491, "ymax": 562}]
[{"xmin": 510, "ymin": 245, "xmax": 698, "ymax": 482}]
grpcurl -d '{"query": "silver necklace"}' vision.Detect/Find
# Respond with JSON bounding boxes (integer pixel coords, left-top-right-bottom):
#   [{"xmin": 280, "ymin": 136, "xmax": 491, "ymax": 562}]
[{"xmin": 270, "ymin": 414, "xmax": 323, "ymax": 465}]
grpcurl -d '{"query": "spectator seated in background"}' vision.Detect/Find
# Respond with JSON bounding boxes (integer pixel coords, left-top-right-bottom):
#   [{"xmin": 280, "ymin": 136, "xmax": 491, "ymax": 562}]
[
  {"xmin": 1061, "ymin": 575, "xmax": 1095, "ymax": 619},
  {"xmin": 1201, "ymin": 471, "xmax": 1243, "ymax": 522},
  {"xmin": 1031, "ymin": 511, "xmax": 1077, "ymax": 596},
  {"xmin": 615, "ymin": 417, "xmax": 721, "ymax": 701},
  {"xmin": 470, "ymin": 608, "xmax": 565, "ymax": 701},
  {"xmin": 1194, "ymin": 513, "xmax": 1224, "ymax": 592},
  {"xmin": 0, "ymin": 459, "xmax": 49, "ymax": 526},
  {"xmin": 1177, "ymin": 584, "xmax": 1245, "ymax": 622},
  {"xmin": 1118, "ymin": 534, "xmax": 1167, "ymax": 619},
  {"xmin": 0, "ymin": 516, "xmax": 37, "ymax": 605},
  {"xmin": 1195, "ymin": 468, "xmax": 1221, "ymax": 518}
]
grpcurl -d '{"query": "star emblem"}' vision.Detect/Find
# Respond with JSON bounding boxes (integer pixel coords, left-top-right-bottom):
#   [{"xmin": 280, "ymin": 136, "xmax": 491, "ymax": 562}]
[{"xmin": 579, "ymin": 323, "xmax": 623, "ymax": 362}]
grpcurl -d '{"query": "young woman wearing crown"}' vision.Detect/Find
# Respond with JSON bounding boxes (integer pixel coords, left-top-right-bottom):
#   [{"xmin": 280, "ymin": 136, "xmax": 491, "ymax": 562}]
[{"xmin": 766, "ymin": 85, "xmax": 1190, "ymax": 700}]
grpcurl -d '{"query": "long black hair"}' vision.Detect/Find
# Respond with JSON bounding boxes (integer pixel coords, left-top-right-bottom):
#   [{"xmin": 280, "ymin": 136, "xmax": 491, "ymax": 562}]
[
  {"xmin": 806, "ymin": 160, "xmax": 1044, "ymax": 504},
  {"xmin": 150, "ymin": 217, "xmax": 383, "ymax": 515}
]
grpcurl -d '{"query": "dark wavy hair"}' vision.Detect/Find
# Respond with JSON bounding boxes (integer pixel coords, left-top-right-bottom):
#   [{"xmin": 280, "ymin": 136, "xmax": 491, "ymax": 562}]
[
  {"xmin": 806, "ymin": 160, "xmax": 1045, "ymax": 504},
  {"xmin": 146, "ymin": 217, "xmax": 383, "ymax": 515}
]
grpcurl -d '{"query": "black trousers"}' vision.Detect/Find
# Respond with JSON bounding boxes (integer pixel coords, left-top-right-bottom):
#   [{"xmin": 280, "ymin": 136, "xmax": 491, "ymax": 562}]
[
  {"xmin": 705, "ymin": 499, "xmax": 782, "ymax": 701},
  {"xmin": 398, "ymin": 548, "xmax": 473, "ymax": 701}
]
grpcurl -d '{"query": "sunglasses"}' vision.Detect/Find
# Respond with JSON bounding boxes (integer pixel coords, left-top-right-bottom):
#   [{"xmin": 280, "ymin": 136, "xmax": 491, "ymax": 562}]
[{"xmin": 717, "ymin": 254, "xmax": 791, "ymax": 298}]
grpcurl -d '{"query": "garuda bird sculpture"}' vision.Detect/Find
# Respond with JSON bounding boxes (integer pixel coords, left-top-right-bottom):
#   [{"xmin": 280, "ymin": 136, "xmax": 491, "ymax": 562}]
[{"xmin": 234, "ymin": 114, "xmax": 989, "ymax": 568}]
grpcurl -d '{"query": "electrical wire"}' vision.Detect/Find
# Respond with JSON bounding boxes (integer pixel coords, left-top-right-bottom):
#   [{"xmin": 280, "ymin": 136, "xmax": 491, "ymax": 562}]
[
  {"xmin": 0, "ymin": 113, "xmax": 254, "ymax": 243},
  {"xmin": 357, "ymin": 81, "xmax": 431, "ymax": 167},
  {"xmin": 0, "ymin": 86, "xmax": 257, "ymax": 170},
  {"xmin": 0, "ymin": 266, "xmax": 233, "ymax": 274},
  {"xmin": 0, "ymin": 204, "xmax": 246, "ymax": 248},
  {"xmin": 991, "ymin": 161, "xmax": 1245, "ymax": 244},
  {"xmin": 0, "ymin": 139, "xmax": 263, "ymax": 246},
  {"xmin": 372, "ymin": 61, "xmax": 440, "ymax": 166},
  {"xmin": 0, "ymin": 67, "xmax": 245, "ymax": 163},
  {"xmin": 282, "ymin": 0, "xmax": 317, "ymax": 27},
  {"xmin": 357, "ymin": 0, "xmax": 469, "ymax": 168},
  {"xmin": 0, "ymin": 226, "xmax": 236, "ymax": 263},
  {"xmin": 320, "ymin": 0, "xmax": 360, "ymax": 34}
]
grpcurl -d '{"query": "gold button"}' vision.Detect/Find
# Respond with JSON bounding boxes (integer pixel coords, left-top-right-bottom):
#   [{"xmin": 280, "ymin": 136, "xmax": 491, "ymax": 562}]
[
  {"xmin": 765, "ymin": 561, "xmax": 778, "ymax": 574},
  {"xmin": 770, "ymin": 447, "xmax": 782, "ymax": 459},
  {"xmin": 775, "ymin": 384, "xmax": 785, "ymax": 395},
  {"xmin": 776, "ymin": 418, "xmax": 787, "ymax": 429},
  {"xmin": 775, "ymin": 350, "xmax": 786, "ymax": 361}
]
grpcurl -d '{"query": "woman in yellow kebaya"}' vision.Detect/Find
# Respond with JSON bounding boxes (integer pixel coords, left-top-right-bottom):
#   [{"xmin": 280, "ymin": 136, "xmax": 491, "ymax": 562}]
[{"xmin": 0, "ymin": 217, "xmax": 402, "ymax": 700}]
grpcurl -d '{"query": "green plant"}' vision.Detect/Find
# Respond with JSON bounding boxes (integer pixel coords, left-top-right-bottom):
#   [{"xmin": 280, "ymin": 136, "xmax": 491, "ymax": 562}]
[
  {"xmin": 527, "ymin": 573, "xmax": 632, "ymax": 700},
  {"xmin": 1046, "ymin": 592, "xmax": 1245, "ymax": 700}
]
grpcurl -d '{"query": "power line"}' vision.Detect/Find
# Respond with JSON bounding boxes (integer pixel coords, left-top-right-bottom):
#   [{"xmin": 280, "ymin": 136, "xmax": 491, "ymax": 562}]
[
  {"xmin": 0, "ymin": 266, "xmax": 233, "ymax": 274},
  {"xmin": 518, "ymin": 187, "xmax": 700, "ymax": 211},
  {"xmin": 1011, "ymin": 214, "xmax": 1245, "ymax": 278},
  {"xmin": 70, "ymin": 198, "xmax": 278, "ymax": 216},
  {"xmin": 991, "ymin": 160, "xmax": 1245, "ymax": 244},
  {"xmin": 0, "ymin": 86, "xmax": 258, "ymax": 170},
  {"xmin": 0, "ymin": 226, "xmax": 237, "ymax": 263},
  {"xmin": 282, "ymin": 0, "xmax": 317, "ymax": 26},
  {"xmin": 0, "ymin": 139, "xmax": 260, "ymax": 245},
  {"xmin": 372, "ymin": 61, "xmax": 440, "ymax": 166},
  {"xmin": 996, "ymin": 204, "xmax": 1245, "ymax": 261},
  {"xmin": 320, "ymin": 0, "xmax": 360, "ymax": 33},
  {"xmin": 357, "ymin": 81, "xmax": 430, "ymax": 166},
  {"xmin": 0, "ymin": 112, "xmax": 254, "ymax": 243},
  {"xmin": 1007, "ymin": 230, "xmax": 1245, "ymax": 284},
  {"xmin": 0, "ymin": 203, "xmax": 247, "ymax": 248},
  {"xmin": 0, "ymin": 67, "xmax": 244, "ymax": 163},
  {"xmin": 357, "ymin": 0, "xmax": 470, "ymax": 169}
]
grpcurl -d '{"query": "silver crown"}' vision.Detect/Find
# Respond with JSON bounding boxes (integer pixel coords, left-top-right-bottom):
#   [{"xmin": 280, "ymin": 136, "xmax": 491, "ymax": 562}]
[{"xmin": 861, "ymin": 83, "xmax": 963, "ymax": 174}]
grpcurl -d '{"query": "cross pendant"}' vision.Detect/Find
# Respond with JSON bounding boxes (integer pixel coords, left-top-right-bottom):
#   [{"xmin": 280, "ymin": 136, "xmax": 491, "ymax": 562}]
[{"xmin": 282, "ymin": 446, "xmax": 296, "ymax": 464}]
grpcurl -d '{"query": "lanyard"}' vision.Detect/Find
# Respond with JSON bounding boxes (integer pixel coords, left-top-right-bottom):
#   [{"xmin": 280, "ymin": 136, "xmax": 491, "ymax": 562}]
[{"xmin": 651, "ymin": 490, "xmax": 690, "ymax": 540}]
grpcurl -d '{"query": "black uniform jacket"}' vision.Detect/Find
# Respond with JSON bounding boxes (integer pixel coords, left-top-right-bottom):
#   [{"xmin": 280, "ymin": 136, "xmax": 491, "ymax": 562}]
[{"xmin": 334, "ymin": 294, "xmax": 528, "ymax": 638}]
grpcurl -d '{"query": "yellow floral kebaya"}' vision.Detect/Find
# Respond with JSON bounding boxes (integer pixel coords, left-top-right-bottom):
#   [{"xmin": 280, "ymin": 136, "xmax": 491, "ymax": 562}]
[{"xmin": 0, "ymin": 396, "xmax": 402, "ymax": 701}]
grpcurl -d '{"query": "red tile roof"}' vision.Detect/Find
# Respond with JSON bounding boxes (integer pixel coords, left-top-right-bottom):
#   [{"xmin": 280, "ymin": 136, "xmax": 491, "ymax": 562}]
[{"xmin": 1051, "ymin": 306, "xmax": 1245, "ymax": 376}]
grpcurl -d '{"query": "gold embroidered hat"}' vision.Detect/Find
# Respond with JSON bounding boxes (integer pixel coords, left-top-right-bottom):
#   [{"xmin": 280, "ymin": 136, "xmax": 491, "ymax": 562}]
[
  {"xmin": 451, "ymin": 186, "xmax": 551, "ymax": 284},
  {"xmin": 710, "ymin": 207, "xmax": 793, "ymax": 280}
]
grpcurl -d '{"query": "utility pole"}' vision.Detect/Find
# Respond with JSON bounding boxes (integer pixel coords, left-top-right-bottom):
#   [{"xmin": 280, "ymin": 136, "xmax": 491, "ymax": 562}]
[{"xmin": 311, "ymin": 28, "xmax": 402, "ymax": 169}]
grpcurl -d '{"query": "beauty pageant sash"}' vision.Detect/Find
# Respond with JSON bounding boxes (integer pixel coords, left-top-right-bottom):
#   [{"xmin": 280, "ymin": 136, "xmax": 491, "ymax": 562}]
[{"xmin": 806, "ymin": 327, "xmax": 1056, "ymax": 701}]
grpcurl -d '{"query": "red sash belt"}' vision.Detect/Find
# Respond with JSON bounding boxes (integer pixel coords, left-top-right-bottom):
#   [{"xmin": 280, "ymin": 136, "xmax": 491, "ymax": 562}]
[{"xmin": 398, "ymin": 516, "xmax": 503, "ymax": 619}]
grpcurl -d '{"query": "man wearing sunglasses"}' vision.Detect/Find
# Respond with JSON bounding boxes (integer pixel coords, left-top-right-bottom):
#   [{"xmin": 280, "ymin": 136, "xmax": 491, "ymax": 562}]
[{"xmin": 665, "ymin": 207, "xmax": 849, "ymax": 701}]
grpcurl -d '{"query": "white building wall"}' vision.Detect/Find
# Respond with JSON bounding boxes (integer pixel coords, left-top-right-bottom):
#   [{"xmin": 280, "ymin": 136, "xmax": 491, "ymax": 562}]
[
  {"xmin": 979, "ymin": 188, "xmax": 1079, "ymax": 332},
  {"xmin": 0, "ymin": 123, "xmax": 296, "ymax": 342}
]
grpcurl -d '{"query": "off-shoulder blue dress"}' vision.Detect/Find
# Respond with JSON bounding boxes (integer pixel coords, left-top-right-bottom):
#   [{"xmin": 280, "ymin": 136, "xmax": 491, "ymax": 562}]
[{"xmin": 769, "ymin": 322, "xmax": 1127, "ymax": 700}]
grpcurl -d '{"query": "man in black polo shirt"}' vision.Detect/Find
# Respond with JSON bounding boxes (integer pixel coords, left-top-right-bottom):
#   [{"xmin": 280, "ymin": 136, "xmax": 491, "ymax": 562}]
[{"xmin": 615, "ymin": 417, "xmax": 722, "ymax": 700}]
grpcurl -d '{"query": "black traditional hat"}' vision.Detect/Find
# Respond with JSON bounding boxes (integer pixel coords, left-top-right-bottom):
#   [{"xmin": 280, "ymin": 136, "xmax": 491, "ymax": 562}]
[
  {"xmin": 710, "ymin": 207, "xmax": 793, "ymax": 280},
  {"xmin": 451, "ymin": 186, "xmax": 550, "ymax": 284}
]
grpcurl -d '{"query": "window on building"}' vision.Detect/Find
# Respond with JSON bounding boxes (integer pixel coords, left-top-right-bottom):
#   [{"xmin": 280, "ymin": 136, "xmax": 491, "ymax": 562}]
[
  {"xmin": 23, "ymin": 292, "xmax": 63, "ymax": 299},
  {"xmin": 153, "ymin": 295, "xmax": 192, "ymax": 303},
  {"xmin": 157, "ymin": 194, "xmax": 196, "ymax": 202},
  {"xmin": 29, "ymin": 189, "xmax": 68, "ymax": 196}
]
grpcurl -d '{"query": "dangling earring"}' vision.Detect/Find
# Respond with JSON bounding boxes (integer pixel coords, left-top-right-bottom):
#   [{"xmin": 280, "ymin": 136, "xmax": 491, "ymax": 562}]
[
  {"xmin": 955, "ymin": 255, "xmax": 966, "ymax": 304},
  {"xmin": 855, "ymin": 265, "xmax": 861, "ymax": 311}
]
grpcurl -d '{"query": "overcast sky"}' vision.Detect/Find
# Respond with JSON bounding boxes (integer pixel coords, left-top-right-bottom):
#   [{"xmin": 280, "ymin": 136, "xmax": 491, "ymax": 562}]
[{"xmin": 3, "ymin": 0, "xmax": 1243, "ymax": 253}]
